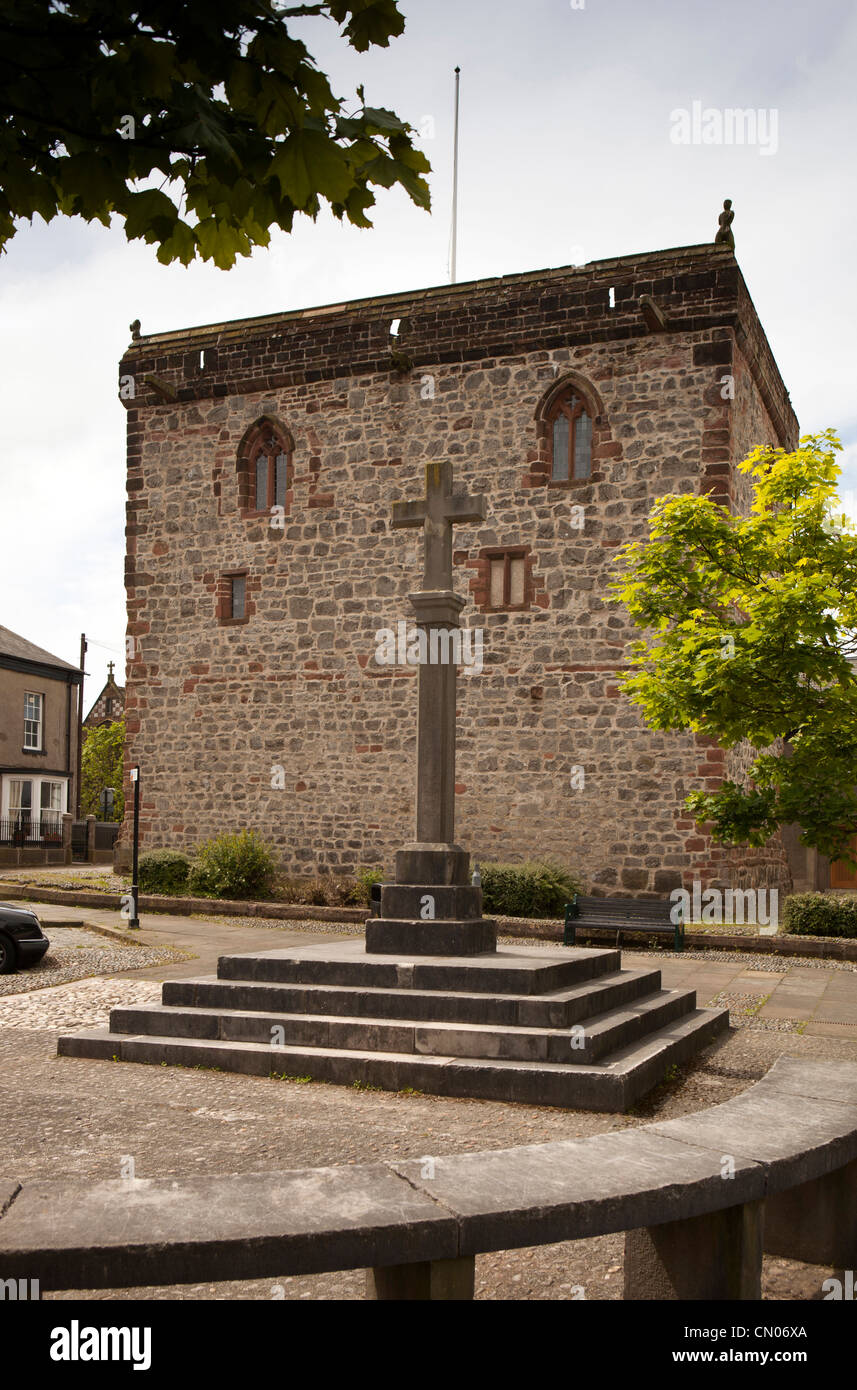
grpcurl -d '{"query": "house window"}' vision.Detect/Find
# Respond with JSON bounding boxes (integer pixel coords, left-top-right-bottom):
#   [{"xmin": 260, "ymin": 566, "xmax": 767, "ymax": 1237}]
[
  {"xmin": 549, "ymin": 392, "xmax": 593, "ymax": 482},
  {"xmin": 487, "ymin": 551, "xmax": 528, "ymax": 610},
  {"xmin": 40, "ymin": 781, "xmax": 64, "ymax": 833},
  {"xmin": 24, "ymin": 692, "xmax": 43, "ymax": 750},
  {"xmin": 105, "ymin": 697, "xmax": 113, "ymax": 716},
  {"xmin": 230, "ymin": 575, "xmax": 246, "ymax": 620},
  {"xmin": 8, "ymin": 778, "xmax": 32, "ymax": 833}
]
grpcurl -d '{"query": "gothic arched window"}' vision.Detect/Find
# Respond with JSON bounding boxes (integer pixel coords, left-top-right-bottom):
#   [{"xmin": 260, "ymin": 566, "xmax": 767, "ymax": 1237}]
[
  {"xmin": 548, "ymin": 390, "xmax": 593, "ymax": 482},
  {"xmin": 236, "ymin": 417, "xmax": 294, "ymax": 516},
  {"xmin": 251, "ymin": 430, "xmax": 291, "ymax": 511}
]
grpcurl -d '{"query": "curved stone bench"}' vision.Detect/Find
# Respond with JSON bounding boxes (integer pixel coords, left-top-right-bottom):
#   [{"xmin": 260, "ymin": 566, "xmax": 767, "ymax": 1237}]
[{"xmin": 1, "ymin": 1056, "xmax": 855, "ymax": 1300}]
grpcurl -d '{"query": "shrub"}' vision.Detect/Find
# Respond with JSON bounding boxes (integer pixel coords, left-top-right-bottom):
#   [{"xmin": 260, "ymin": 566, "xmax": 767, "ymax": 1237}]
[
  {"xmin": 187, "ymin": 830, "xmax": 276, "ymax": 900},
  {"xmin": 782, "ymin": 893, "xmax": 857, "ymax": 938},
  {"xmin": 137, "ymin": 849, "xmax": 191, "ymax": 896},
  {"xmin": 480, "ymin": 860, "xmax": 580, "ymax": 918},
  {"xmin": 348, "ymin": 867, "xmax": 385, "ymax": 907},
  {"xmin": 277, "ymin": 869, "xmax": 384, "ymax": 907}
]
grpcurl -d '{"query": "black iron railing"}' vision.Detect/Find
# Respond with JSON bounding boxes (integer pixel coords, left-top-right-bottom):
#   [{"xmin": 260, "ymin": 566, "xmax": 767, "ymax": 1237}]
[{"xmin": 0, "ymin": 816, "xmax": 64, "ymax": 847}]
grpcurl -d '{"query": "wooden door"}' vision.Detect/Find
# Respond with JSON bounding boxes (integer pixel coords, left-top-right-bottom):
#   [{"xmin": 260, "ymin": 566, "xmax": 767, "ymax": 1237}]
[{"xmin": 830, "ymin": 835, "xmax": 857, "ymax": 887}]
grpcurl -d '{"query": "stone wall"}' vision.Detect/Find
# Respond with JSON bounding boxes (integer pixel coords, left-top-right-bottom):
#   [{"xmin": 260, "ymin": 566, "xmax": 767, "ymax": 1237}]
[{"xmin": 115, "ymin": 245, "xmax": 798, "ymax": 896}]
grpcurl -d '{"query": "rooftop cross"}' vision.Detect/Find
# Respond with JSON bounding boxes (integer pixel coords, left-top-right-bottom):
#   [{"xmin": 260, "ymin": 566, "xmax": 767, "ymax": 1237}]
[
  {"xmin": 107, "ymin": 661, "xmax": 115, "ymax": 678},
  {"xmin": 391, "ymin": 461, "xmax": 486, "ymax": 589}
]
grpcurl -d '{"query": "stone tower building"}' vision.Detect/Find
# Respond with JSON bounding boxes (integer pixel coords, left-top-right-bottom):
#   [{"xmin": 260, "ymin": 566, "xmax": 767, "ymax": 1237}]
[{"xmin": 115, "ymin": 243, "xmax": 798, "ymax": 896}]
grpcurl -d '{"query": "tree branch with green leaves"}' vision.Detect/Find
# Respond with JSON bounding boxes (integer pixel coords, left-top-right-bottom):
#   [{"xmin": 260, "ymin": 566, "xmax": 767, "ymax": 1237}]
[
  {"xmin": 610, "ymin": 430, "xmax": 857, "ymax": 863},
  {"xmin": 0, "ymin": 0, "xmax": 430, "ymax": 267},
  {"xmin": 80, "ymin": 717, "xmax": 125, "ymax": 822}
]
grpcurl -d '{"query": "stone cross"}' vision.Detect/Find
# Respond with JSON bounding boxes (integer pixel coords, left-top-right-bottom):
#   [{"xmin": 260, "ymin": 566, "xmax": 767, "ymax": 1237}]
[
  {"xmin": 391, "ymin": 461, "xmax": 485, "ymax": 869},
  {"xmin": 107, "ymin": 661, "xmax": 115, "ymax": 678},
  {"xmin": 392, "ymin": 461, "xmax": 486, "ymax": 590}
]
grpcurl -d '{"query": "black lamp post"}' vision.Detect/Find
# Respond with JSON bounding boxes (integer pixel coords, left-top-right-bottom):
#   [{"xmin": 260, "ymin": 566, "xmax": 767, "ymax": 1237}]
[{"xmin": 129, "ymin": 765, "xmax": 140, "ymax": 929}]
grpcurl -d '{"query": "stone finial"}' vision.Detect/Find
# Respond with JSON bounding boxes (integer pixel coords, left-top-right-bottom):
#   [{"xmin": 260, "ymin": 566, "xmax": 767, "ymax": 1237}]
[
  {"xmin": 714, "ymin": 199, "xmax": 735, "ymax": 251},
  {"xmin": 130, "ymin": 319, "xmax": 141, "ymax": 339}
]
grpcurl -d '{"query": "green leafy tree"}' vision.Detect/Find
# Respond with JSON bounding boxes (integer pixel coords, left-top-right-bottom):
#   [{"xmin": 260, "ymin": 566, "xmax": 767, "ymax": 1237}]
[
  {"xmin": 611, "ymin": 431, "xmax": 857, "ymax": 863},
  {"xmin": 0, "ymin": 1, "xmax": 430, "ymax": 267},
  {"xmin": 80, "ymin": 717, "xmax": 125, "ymax": 821}
]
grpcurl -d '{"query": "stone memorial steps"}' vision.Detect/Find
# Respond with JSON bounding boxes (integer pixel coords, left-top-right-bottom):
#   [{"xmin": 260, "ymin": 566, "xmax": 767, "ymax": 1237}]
[
  {"xmin": 214, "ymin": 942, "xmax": 623, "ymax": 993},
  {"xmin": 59, "ymin": 1006, "xmax": 726, "ymax": 1110},
  {"xmin": 158, "ymin": 963, "xmax": 667, "ymax": 1028},
  {"xmin": 58, "ymin": 941, "xmax": 729, "ymax": 1110},
  {"xmin": 104, "ymin": 984, "xmax": 696, "ymax": 1064}
]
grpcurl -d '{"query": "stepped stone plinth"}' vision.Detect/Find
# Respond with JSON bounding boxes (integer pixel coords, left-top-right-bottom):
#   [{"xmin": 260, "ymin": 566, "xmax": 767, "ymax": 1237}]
[
  {"xmin": 58, "ymin": 939, "xmax": 729, "ymax": 1112},
  {"xmin": 366, "ymin": 871, "xmax": 497, "ymax": 956}
]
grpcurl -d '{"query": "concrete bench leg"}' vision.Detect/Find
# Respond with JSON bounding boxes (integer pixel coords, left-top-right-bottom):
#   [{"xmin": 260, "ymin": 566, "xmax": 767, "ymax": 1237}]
[
  {"xmin": 624, "ymin": 1200, "xmax": 763, "ymax": 1300},
  {"xmin": 366, "ymin": 1256, "xmax": 475, "ymax": 1300},
  {"xmin": 764, "ymin": 1156, "xmax": 857, "ymax": 1278}
]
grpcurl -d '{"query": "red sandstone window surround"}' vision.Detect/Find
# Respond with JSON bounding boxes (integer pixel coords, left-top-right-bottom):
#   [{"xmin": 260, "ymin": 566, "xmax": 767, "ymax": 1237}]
[
  {"xmin": 525, "ymin": 372, "xmax": 611, "ymax": 492},
  {"xmin": 468, "ymin": 546, "xmax": 545, "ymax": 614},
  {"xmin": 236, "ymin": 417, "xmax": 294, "ymax": 518},
  {"xmin": 217, "ymin": 570, "xmax": 252, "ymax": 625}
]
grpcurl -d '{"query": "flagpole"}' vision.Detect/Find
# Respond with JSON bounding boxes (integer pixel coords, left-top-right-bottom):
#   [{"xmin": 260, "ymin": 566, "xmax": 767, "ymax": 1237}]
[{"xmin": 451, "ymin": 66, "xmax": 460, "ymax": 283}]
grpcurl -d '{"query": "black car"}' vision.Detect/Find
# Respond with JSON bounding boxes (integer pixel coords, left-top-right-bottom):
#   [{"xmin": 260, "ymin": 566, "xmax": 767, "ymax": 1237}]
[{"xmin": 0, "ymin": 903, "xmax": 50, "ymax": 974}]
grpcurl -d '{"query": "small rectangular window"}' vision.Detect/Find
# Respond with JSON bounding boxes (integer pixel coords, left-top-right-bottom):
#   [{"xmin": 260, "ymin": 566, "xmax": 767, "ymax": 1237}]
[
  {"xmin": 485, "ymin": 552, "xmax": 529, "ymax": 611},
  {"xmin": 230, "ymin": 575, "xmax": 246, "ymax": 620},
  {"xmin": 24, "ymin": 692, "xmax": 42, "ymax": 749}
]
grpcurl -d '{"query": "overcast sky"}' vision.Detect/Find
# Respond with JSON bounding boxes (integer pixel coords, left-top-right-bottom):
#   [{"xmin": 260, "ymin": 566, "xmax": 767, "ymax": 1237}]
[{"xmin": 1, "ymin": 0, "xmax": 855, "ymax": 711}]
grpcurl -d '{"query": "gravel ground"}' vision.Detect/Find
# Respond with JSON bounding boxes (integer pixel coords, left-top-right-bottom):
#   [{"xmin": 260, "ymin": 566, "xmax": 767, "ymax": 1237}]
[
  {"xmin": 607, "ymin": 943, "xmax": 857, "ymax": 973},
  {"xmin": 708, "ymin": 990, "xmax": 804, "ymax": 1033}
]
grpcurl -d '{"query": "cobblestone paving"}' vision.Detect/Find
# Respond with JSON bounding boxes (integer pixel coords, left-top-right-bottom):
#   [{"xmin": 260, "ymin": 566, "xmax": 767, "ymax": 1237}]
[
  {"xmin": 0, "ymin": 929, "xmax": 193, "ymax": 998},
  {"xmin": 0, "ymin": 976, "xmax": 163, "ymax": 1030}
]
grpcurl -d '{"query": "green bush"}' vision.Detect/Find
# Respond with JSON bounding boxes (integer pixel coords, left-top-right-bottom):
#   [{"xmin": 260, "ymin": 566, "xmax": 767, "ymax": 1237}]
[
  {"xmin": 349, "ymin": 867, "xmax": 385, "ymax": 907},
  {"xmin": 480, "ymin": 860, "xmax": 580, "ymax": 918},
  {"xmin": 782, "ymin": 893, "xmax": 857, "ymax": 938},
  {"xmin": 187, "ymin": 831, "xmax": 277, "ymax": 900},
  {"xmin": 137, "ymin": 849, "xmax": 191, "ymax": 895}
]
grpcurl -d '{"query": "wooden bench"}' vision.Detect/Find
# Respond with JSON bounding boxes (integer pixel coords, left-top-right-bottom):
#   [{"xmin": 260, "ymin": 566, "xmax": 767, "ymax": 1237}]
[
  {"xmin": 1, "ymin": 1057, "xmax": 855, "ymax": 1300},
  {"xmin": 564, "ymin": 893, "xmax": 684, "ymax": 952}
]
